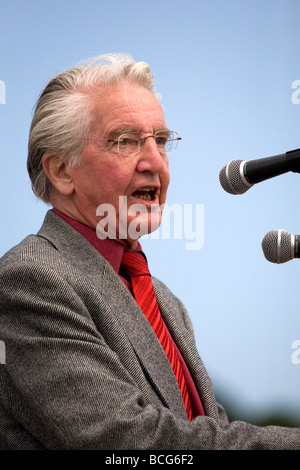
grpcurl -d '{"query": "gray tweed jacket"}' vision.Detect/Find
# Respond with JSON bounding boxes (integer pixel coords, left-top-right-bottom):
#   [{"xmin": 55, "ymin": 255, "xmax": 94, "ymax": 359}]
[{"xmin": 0, "ymin": 210, "xmax": 299, "ymax": 449}]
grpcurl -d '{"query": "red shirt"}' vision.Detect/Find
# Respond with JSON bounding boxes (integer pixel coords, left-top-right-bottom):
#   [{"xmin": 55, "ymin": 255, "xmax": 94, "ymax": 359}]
[{"xmin": 52, "ymin": 208, "xmax": 204, "ymax": 417}]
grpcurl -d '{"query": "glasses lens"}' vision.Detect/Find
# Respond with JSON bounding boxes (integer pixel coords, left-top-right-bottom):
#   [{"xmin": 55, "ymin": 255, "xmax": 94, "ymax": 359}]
[
  {"xmin": 116, "ymin": 131, "xmax": 181, "ymax": 156},
  {"xmin": 118, "ymin": 133, "xmax": 140, "ymax": 156},
  {"xmin": 155, "ymin": 130, "xmax": 180, "ymax": 153}
]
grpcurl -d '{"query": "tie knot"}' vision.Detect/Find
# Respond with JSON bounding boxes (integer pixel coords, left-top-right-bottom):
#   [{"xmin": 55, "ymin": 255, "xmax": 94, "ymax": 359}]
[{"xmin": 121, "ymin": 251, "xmax": 150, "ymax": 277}]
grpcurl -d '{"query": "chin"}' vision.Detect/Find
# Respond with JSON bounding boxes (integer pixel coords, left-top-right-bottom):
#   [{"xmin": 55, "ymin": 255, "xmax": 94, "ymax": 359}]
[{"xmin": 126, "ymin": 212, "xmax": 162, "ymax": 240}]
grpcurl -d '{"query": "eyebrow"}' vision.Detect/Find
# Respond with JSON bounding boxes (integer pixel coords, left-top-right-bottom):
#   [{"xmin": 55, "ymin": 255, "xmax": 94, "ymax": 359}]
[
  {"xmin": 107, "ymin": 127, "xmax": 170, "ymax": 140},
  {"xmin": 107, "ymin": 128, "xmax": 140, "ymax": 140}
]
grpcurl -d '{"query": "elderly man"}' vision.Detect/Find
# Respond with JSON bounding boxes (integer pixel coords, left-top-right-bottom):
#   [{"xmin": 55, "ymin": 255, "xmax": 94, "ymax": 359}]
[{"xmin": 0, "ymin": 54, "xmax": 299, "ymax": 450}]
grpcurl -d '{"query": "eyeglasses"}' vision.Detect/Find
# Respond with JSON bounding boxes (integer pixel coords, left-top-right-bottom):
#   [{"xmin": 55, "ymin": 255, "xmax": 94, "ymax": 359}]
[{"xmin": 85, "ymin": 130, "xmax": 181, "ymax": 157}]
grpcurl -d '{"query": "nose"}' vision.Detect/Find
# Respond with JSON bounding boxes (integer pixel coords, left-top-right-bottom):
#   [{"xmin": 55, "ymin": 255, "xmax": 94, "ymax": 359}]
[{"xmin": 136, "ymin": 137, "xmax": 167, "ymax": 174}]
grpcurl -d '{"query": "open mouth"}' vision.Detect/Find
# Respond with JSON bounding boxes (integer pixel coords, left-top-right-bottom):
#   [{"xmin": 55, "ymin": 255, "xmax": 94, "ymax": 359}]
[{"xmin": 132, "ymin": 187, "xmax": 156, "ymax": 201}]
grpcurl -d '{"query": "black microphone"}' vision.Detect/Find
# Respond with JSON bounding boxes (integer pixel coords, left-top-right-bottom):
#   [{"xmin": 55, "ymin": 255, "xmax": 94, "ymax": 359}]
[
  {"xmin": 261, "ymin": 229, "xmax": 300, "ymax": 264},
  {"xmin": 219, "ymin": 148, "xmax": 300, "ymax": 195}
]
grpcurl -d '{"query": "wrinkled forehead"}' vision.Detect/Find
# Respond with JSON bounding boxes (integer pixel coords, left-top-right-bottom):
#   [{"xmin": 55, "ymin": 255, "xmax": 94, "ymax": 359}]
[{"xmin": 90, "ymin": 82, "xmax": 165, "ymax": 132}]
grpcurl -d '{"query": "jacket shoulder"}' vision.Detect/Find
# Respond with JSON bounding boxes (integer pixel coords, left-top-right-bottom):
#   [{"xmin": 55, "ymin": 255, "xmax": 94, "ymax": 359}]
[{"xmin": 0, "ymin": 234, "xmax": 55, "ymax": 268}]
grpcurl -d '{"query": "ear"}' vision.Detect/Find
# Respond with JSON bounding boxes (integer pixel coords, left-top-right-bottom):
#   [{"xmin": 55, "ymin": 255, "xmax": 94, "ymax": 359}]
[{"xmin": 42, "ymin": 153, "xmax": 74, "ymax": 196}]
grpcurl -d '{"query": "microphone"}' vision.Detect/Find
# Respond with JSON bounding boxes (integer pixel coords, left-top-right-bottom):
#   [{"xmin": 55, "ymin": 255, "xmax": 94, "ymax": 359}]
[
  {"xmin": 261, "ymin": 229, "xmax": 300, "ymax": 264},
  {"xmin": 219, "ymin": 148, "xmax": 300, "ymax": 195}
]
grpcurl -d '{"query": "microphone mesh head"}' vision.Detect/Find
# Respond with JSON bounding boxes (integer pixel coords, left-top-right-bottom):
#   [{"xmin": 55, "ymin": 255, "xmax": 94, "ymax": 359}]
[
  {"xmin": 219, "ymin": 159, "xmax": 251, "ymax": 195},
  {"xmin": 261, "ymin": 229, "xmax": 293, "ymax": 263}
]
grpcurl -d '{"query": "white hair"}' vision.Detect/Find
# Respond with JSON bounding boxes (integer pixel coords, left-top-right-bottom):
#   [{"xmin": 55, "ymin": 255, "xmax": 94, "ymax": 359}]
[{"xmin": 27, "ymin": 53, "xmax": 158, "ymax": 203}]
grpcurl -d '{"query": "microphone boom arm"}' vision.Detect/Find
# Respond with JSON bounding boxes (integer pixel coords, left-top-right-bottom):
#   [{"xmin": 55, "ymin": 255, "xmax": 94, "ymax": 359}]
[{"xmin": 244, "ymin": 148, "xmax": 300, "ymax": 185}]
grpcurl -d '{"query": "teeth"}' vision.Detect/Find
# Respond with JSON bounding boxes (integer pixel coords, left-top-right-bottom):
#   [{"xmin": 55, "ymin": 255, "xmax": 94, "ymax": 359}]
[{"xmin": 133, "ymin": 187, "xmax": 155, "ymax": 201}]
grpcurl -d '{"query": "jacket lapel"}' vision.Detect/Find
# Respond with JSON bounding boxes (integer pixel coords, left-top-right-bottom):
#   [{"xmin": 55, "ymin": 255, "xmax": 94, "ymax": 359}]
[
  {"xmin": 153, "ymin": 279, "xmax": 220, "ymax": 420},
  {"xmin": 99, "ymin": 265, "xmax": 188, "ymax": 418}
]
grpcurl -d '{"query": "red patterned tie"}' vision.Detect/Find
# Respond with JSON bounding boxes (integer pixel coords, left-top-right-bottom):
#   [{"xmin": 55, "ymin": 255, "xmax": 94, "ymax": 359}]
[{"xmin": 121, "ymin": 251, "xmax": 194, "ymax": 421}]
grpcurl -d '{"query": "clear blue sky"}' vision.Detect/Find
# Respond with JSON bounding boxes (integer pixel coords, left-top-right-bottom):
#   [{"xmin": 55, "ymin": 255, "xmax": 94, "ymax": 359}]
[{"xmin": 1, "ymin": 0, "xmax": 300, "ymax": 424}]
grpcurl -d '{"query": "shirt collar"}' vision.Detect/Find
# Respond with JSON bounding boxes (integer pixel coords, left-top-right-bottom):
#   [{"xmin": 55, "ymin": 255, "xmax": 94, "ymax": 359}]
[{"xmin": 52, "ymin": 208, "xmax": 142, "ymax": 274}]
